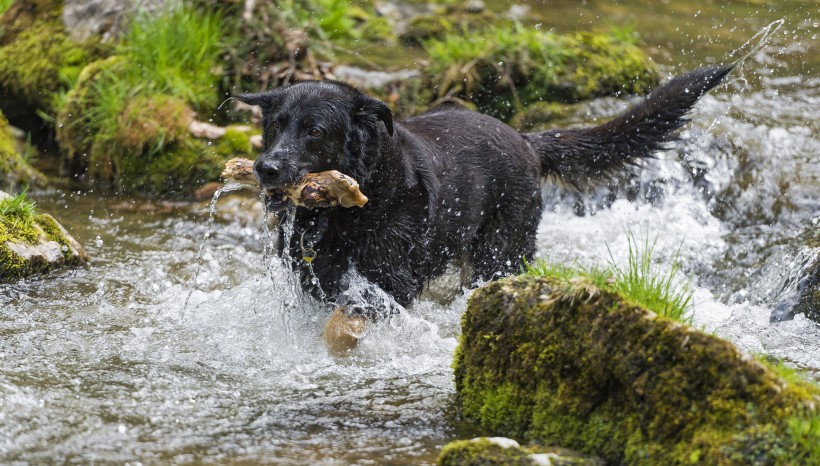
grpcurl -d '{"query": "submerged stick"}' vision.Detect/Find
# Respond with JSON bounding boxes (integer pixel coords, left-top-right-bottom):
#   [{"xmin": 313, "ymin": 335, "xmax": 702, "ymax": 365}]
[{"xmin": 221, "ymin": 158, "xmax": 368, "ymax": 208}]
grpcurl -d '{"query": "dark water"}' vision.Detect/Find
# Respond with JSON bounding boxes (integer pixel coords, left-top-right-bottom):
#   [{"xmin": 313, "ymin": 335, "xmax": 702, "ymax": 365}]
[{"xmin": 1, "ymin": 1, "xmax": 818, "ymax": 463}]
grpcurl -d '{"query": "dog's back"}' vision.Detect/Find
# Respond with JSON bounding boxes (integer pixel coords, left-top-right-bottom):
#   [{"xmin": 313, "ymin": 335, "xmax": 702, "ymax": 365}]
[{"xmin": 237, "ymin": 65, "xmax": 735, "ymax": 319}]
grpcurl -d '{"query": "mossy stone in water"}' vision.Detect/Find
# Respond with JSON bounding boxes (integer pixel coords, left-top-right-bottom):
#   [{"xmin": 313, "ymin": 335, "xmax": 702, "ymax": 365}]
[
  {"xmin": 0, "ymin": 191, "xmax": 88, "ymax": 282},
  {"xmin": 437, "ymin": 437, "xmax": 601, "ymax": 465},
  {"xmin": 455, "ymin": 275, "xmax": 820, "ymax": 465}
]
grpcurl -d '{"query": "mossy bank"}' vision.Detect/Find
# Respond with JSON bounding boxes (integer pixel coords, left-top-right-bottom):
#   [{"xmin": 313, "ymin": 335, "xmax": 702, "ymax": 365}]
[
  {"xmin": 0, "ymin": 190, "xmax": 88, "ymax": 281},
  {"xmin": 451, "ymin": 275, "xmax": 820, "ymax": 465}
]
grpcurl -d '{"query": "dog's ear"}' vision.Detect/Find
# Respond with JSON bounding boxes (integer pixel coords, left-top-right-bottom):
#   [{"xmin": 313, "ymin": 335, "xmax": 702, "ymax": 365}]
[
  {"xmin": 354, "ymin": 95, "xmax": 394, "ymax": 136},
  {"xmin": 234, "ymin": 92, "xmax": 267, "ymax": 107},
  {"xmin": 234, "ymin": 90, "xmax": 284, "ymax": 109}
]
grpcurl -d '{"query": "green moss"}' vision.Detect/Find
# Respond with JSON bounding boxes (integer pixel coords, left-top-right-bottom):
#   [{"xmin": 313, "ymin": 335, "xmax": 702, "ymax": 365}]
[
  {"xmin": 0, "ymin": 110, "xmax": 45, "ymax": 188},
  {"xmin": 424, "ymin": 24, "xmax": 659, "ymax": 120},
  {"xmin": 508, "ymin": 101, "xmax": 576, "ymax": 131},
  {"xmin": 401, "ymin": 16, "xmax": 454, "ymax": 45},
  {"xmin": 0, "ymin": 14, "xmax": 103, "ymax": 117},
  {"xmin": 222, "ymin": 127, "xmax": 253, "ymax": 154},
  {"xmin": 455, "ymin": 275, "xmax": 820, "ymax": 465},
  {"xmin": 437, "ymin": 439, "xmax": 533, "ymax": 466},
  {"xmin": 51, "ymin": 5, "xmax": 233, "ymax": 196},
  {"xmin": 0, "ymin": 190, "xmax": 87, "ymax": 281}
]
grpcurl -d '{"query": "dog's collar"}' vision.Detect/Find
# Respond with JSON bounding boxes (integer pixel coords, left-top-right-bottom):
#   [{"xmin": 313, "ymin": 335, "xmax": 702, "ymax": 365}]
[{"xmin": 300, "ymin": 228, "xmax": 317, "ymax": 263}]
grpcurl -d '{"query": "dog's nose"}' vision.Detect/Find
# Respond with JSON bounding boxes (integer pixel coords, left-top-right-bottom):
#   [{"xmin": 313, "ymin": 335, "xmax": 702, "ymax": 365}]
[{"xmin": 254, "ymin": 159, "xmax": 280, "ymax": 185}]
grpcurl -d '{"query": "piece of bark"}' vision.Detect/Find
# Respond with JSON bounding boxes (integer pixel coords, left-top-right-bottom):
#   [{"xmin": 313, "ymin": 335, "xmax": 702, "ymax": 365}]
[{"xmin": 221, "ymin": 157, "xmax": 368, "ymax": 208}]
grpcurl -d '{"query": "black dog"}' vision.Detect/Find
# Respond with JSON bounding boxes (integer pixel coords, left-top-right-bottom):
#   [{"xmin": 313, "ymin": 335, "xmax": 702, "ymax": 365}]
[{"xmin": 236, "ymin": 65, "xmax": 733, "ymax": 318}]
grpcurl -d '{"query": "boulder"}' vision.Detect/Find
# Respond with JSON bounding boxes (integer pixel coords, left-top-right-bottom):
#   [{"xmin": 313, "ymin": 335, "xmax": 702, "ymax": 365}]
[
  {"xmin": 424, "ymin": 28, "xmax": 659, "ymax": 120},
  {"xmin": 438, "ymin": 437, "xmax": 602, "ymax": 466},
  {"xmin": 455, "ymin": 275, "xmax": 820, "ymax": 465},
  {"xmin": 0, "ymin": 191, "xmax": 89, "ymax": 282}
]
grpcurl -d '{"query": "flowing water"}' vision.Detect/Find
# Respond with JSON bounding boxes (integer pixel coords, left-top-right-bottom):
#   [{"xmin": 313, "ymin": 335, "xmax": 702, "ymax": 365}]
[{"xmin": 1, "ymin": 2, "xmax": 819, "ymax": 463}]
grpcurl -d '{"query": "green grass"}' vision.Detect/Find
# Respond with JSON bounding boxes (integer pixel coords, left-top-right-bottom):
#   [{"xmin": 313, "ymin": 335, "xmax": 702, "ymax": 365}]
[
  {"xmin": 0, "ymin": 0, "xmax": 12, "ymax": 15},
  {"xmin": 54, "ymin": 4, "xmax": 225, "ymax": 191},
  {"xmin": 525, "ymin": 234, "xmax": 694, "ymax": 322},
  {"xmin": 607, "ymin": 234, "xmax": 693, "ymax": 322},
  {"xmin": 0, "ymin": 189, "xmax": 36, "ymax": 219},
  {"xmin": 122, "ymin": 6, "xmax": 222, "ymax": 108}
]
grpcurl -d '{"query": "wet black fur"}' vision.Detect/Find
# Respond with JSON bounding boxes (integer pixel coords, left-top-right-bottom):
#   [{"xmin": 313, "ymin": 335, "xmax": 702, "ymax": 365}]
[{"xmin": 236, "ymin": 65, "xmax": 734, "ymax": 315}]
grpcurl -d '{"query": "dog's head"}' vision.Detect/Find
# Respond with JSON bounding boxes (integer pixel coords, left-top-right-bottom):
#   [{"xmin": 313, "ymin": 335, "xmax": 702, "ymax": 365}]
[{"xmin": 235, "ymin": 81, "xmax": 393, "ymax": 211}]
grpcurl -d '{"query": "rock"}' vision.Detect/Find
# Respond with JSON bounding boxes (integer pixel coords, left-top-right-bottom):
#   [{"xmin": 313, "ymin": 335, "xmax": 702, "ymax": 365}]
[
  {"xmin": 437, "ymin": 437, "xmax": 602, "ymax": 466},
  {"xmin": 424, "ymin": 28, "xmax": 659, "ymax": 120},
  {"xmin": 455, "ymin": 275, "xmax": 820, "ymax": 465},
  {"xmin": 0, "ymin": 191, "xmax": 89, "ymax": 282},
  {"xmin": 331, "ymin": 65, "xmax": 421, "ymax": 90},
  {"xmin": 55, "ymin": 57, "xmax": 247, "ymax": 196},
  {"xmin": 62, "ymin": 0, "xmax": 179, "ymax": 41}
]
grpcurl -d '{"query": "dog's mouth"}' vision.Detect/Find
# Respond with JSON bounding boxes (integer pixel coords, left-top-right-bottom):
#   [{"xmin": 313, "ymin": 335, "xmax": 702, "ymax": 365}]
[{"xmin": 263, "ymin": 187, "xmax": 290, "ymax": 212}]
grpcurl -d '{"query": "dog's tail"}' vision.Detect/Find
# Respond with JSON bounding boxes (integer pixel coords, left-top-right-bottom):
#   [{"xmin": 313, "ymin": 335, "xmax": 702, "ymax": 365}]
[{"xmin": 523, "ymin": 65, "xmax": 735, "ymax": 188}]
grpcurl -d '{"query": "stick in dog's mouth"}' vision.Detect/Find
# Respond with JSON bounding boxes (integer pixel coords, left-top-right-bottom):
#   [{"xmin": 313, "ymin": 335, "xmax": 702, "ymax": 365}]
[{"xmin": 221, "ymin": 157, "xmax": 368, "ymax": 210}]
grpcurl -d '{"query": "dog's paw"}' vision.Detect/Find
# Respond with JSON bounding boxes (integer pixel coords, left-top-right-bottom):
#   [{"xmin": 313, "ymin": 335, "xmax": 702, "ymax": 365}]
[{"xmin": 323, "ymin": 306, "xmax": 366, "ymax": 355}]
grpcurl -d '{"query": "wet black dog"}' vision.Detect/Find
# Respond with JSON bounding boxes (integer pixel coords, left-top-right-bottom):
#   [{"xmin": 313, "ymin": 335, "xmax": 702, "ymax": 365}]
[{"xmin": 236, "ymin": 65, "xmax": 733, "ymax": 318}]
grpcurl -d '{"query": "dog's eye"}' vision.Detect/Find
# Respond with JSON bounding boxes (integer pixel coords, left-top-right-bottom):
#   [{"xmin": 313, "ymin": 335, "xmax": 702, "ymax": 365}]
[{"xmin": 309, "ymin": 128, "xmax": 322, "ymax": 138}]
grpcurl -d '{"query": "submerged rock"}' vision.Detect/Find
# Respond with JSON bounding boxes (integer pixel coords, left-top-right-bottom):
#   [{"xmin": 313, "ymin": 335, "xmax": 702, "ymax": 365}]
[
  {"xmin": 437, "ymin": 437, "xmax": 602, "ymax": 465},
  {"xmin": 0, "ymin": 191, "xmax": 88, "ymax": 282},
  {"xmin": 455, "ymin": 275, "xmax": 820, "ymax": 465}
]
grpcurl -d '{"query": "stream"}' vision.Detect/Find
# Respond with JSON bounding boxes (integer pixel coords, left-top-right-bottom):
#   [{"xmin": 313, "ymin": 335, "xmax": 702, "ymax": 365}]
[{"xmin": 1, "ymin": 1, "xmax": 818, "ymax": 464}]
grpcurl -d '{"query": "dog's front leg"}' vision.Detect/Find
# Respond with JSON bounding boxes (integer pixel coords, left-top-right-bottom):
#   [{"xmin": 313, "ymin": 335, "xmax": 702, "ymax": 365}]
[{"xmin": 323, "ymin": 306, "xmax": 366, "ymax": 355}]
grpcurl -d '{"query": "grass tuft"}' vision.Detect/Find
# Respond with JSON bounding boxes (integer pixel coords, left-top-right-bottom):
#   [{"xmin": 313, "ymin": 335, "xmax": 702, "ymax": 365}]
[
  {"xmin": 0, "ymin": 189, "xmax": 36, "ymax": 219},
  {"xmin": 607, "ymin": 233, "xmax": 693, "ymax": 322},
  {"xmin": 525, "ymin": 233, "xmax": 694, "ymax": 322},
  {"xmin": 122, "ymin": 6, "xmax": 222, "ymax": 109}
]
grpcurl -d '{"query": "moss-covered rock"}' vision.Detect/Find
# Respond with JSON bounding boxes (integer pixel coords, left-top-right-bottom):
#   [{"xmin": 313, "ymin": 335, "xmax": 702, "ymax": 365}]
[
  {"xmin": 0, "ymin": 1, "xmax": 105, "ymax": 125},
  {"xmin": 424, "ymin": 26, "xmax": 659, "ymax": 120},
  {"xmin": 56, "ymin": 56, "xmax": 246, "ymax": 196},
  {"xmin": 0, "ymin": 110, "xmax": 45, "ymax": 188},
  {"xmin": 455, "ymin": 275, "xmax": 820, "ymax": 465},
  {"xmin": 437, "ymin": 437, "xmax": 601, "ymax": 466},
  {"xmin": 508, "ymin": 101, "xmax": 577, "ymax": 132},
  {"xmin": 0, "ymin": 190, "xmax": 88, "ymax": 282}
]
